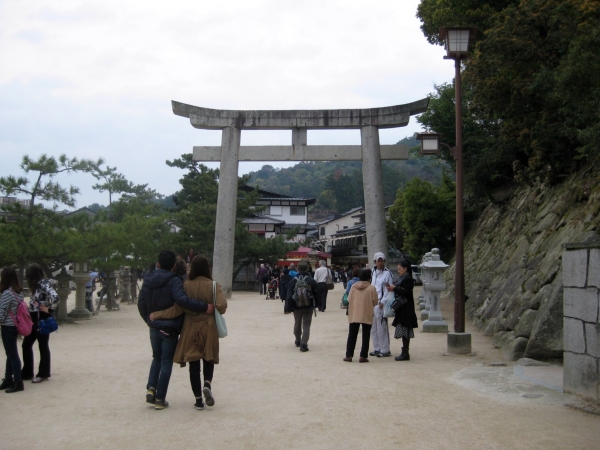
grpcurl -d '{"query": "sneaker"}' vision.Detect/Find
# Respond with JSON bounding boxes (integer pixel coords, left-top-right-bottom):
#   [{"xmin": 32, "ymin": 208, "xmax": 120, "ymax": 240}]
[
  {"xmin": 155, "ymin": 399, "xmax": 169, "ymax": 410},
  {"xmin": 369, "ymin": 351, "xmax": 380, "ymax": 357},
  {"xmin": 300, "ymin": 346, "xmax": 309, "ymax": 352},
  {"xmin": 194, "ymin": 398, "xmax": 205, "ymax": 410},
  {"xmin": 378, "ymin": 352, "xmax": 392, "ymax": 357},
  {"xmin": 294, "ymin": 341, "xmax": 301, "ymax": 347},
  {"xmin": 146, "ymin": 387, "xmax": 156, "ymax": 404},
  {"xmin": 31, "ymin": 377, "xmax": 48, "ymax": 383},
  {"xmin": 203, "ymin": 386, "xmax": 215, "ymax": 407}
]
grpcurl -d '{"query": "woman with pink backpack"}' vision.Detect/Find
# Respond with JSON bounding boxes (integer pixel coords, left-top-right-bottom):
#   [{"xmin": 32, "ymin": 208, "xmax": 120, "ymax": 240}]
[{"xmin": 0, "ymin": 266, "xmax": 27, "ymax": 393}]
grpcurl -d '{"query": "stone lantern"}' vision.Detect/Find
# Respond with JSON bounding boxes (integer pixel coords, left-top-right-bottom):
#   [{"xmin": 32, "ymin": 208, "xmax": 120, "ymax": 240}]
[
  {"xmin": 54, "ymin": 267, "xmax": 72, "ymax": 322},
  {"xmin": 422, "ymin": 248, "xmax": 448, "ymax": 333},
  {"xmin": 68, "ymin": 261, "xmax": 92, "ymax": 320}
]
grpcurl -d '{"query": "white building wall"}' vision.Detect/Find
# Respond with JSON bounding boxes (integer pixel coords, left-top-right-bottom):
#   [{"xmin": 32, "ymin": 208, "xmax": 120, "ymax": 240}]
[
  {"xmin": 319, "ymin": 208, "xmax": 364, "ymax": 239},
  {"xmin": 271, "ymin": 205, "xmax": 307, "ymax": 225}
]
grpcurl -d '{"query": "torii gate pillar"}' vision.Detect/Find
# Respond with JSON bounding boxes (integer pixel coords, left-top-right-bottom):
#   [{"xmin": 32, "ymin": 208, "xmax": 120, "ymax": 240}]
[
  {"xmin": 361, "ymin": 125, "xmax": 387, "ymax": 262},
  {"xmin": 172, "ymin": 99, "xmax": 429, "ymax": 297},
  {"xmin": 213, "ymin": 126, "xmax": 241, "ymax": 297}
]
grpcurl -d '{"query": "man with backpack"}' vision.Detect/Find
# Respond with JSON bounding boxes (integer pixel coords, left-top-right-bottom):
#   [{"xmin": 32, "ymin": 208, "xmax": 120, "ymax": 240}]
[{"xmin": 284, "ymin": 260, "xmax": 318, "ymax": 352}]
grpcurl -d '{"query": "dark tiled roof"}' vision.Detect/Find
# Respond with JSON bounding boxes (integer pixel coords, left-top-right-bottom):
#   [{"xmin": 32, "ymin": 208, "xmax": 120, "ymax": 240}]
[
  {"xmin": 242, "ymin": 213, "xmax": 285, "ymax": 225},
  {"xmin": 331, "ymin": 225, "xmax": 366, "ymax": 237}
]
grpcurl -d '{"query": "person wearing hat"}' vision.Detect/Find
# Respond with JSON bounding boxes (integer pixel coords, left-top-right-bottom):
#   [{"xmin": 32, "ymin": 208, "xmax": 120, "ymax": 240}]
[
  {"xmin": 369, "ymin": 252, "xmax": 394, "ymax": 358},
  {"xmin": 284, "ymin": 260, "xmax": 318, "ymax": 352}
]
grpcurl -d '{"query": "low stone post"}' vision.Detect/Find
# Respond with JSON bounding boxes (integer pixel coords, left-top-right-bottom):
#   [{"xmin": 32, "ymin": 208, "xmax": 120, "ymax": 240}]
[
  {"xmin": 108, "ymin": 271, "xmax": 119, "ymax": 310},
  {"xmin": 54, "ymin": 267, "xmax": 72, "ymax": 322},
  {"xmin": 422, "ymin": 248, "xmax": 449, "ymax": 333},
  {"xmin": 130, "ymin": 277, "xmax": 138, "ymax": 304},
  {"xmin": 68, "ymin": 262, "xmax": 92, "ymax": 320},
  {"xmin": 121, "ymin": 267, "xmax": 131, "ymax": 304},
  {"xmin": 562, "ymin": 241, "xmax": 600, "ymax": 405},
  {"xmin": 420, "ymin": 252, "xmax": 432, "ymax": 319}
]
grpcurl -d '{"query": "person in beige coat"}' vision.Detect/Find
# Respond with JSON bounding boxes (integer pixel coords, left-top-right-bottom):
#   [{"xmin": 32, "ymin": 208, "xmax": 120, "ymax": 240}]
[
  {"xmin": 343, "ymin": 269, "xmax": 378, "ymax": 363},
  {"xmin": 151, "ymin": 256, "xmax": 227, "ymax": 410}
]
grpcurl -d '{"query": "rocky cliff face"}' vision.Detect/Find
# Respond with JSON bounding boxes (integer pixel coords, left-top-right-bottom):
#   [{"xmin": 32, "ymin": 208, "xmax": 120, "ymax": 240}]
[{"xmin": 444, "ymin": 167, "xmax": 600, "ymax": 360}]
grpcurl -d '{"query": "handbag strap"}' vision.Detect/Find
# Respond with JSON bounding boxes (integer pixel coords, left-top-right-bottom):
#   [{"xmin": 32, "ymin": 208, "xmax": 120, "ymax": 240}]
[{"xmin": 212, "ymin": 281, "xmax": 216, "ymax": 305}]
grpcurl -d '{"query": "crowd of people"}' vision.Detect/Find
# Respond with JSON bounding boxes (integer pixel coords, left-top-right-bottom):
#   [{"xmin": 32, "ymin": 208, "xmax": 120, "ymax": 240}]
[
  {"xmin": 276, "ymin": 252, "xmax": 418, "ymax": 361},
  {"xmin": 1, "ymin": 249, "xmax": 417, "ymax": 409}
]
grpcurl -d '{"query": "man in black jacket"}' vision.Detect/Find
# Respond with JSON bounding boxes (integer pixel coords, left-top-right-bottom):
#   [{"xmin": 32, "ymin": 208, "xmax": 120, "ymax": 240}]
[
  {"xmin": 284, "ymin": 260, "xmax": 318, "ymax": 352},
  {"xmin": 138, "ymin": 250, "xmax": 214, "ymax": 410}
]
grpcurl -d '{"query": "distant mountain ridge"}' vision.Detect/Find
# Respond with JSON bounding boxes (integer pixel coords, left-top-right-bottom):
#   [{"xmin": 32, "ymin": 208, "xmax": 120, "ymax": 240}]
[{"xmin": 246, "ymin": 137, "xmax": 451, "ymax": 214}]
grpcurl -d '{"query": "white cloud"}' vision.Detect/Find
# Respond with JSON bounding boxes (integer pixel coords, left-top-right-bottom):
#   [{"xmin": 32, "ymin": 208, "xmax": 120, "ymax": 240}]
[{"xmin": 0, "ymin": 0, "xmax": 452, "ymax": 207}]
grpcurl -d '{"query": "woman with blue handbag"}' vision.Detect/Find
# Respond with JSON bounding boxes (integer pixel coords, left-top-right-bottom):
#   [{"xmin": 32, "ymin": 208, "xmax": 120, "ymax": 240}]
[{"xmin": 22, "ymin": 264, "xmax": 60, "ymax": 383}]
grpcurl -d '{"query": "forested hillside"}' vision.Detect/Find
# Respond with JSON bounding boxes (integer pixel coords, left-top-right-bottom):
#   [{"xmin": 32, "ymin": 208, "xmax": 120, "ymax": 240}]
[{"xmin": 246, "ymin": 137, "xmax": 451, "ymax": 215}]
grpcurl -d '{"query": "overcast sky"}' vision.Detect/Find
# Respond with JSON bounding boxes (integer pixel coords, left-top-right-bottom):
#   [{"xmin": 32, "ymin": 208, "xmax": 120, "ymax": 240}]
[{"xmin": 0, "ymin": 0, "xmax": 450, "ymax": 208}]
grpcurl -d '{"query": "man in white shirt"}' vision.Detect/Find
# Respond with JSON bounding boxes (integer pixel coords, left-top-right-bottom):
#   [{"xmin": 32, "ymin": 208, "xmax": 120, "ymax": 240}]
[
  {"xmin": 370, "ymin": 252, "xmax": 394, "ymax": 357},
  {"xmin": 313, "ymin": 260, "xmax": 329, "ymax": 312}
]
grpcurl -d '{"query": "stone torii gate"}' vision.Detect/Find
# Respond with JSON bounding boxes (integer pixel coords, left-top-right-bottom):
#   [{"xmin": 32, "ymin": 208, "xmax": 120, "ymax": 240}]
[{"xmin": 172, "ymin": 99, "xmax": 428, "ymax": 297}]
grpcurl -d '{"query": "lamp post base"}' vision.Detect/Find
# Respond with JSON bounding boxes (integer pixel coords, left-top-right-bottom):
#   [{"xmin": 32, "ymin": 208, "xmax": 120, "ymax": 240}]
[
  {"xmin": 447, "ymin": 332, "xmax": 471, "ymax": 354},
  {"xmin": 68, "ymin": 308, "xmax": 92, "ymax": 320},
  {"xmin": 423, "ymin": 320, "xmax": 448, "ymax": 333}
]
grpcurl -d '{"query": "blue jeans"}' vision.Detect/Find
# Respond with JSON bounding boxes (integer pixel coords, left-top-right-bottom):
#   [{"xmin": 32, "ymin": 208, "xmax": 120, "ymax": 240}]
[
  {"xmin": 2, "ymin": 326, "xmax": 22, "ymax": 383},
  {"xmin": 147, "ymin": 328, "xmax": 178, "ymax": 400}
]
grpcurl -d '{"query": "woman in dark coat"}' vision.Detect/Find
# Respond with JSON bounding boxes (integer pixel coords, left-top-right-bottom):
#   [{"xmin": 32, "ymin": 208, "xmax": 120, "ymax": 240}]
[
  {"xmin": 279, "ymin": 268, "xmax": 291, "ymax": 302},
  {"xmin": 386, "ymin": 259, "xmax": 418, "ymax": 361}
]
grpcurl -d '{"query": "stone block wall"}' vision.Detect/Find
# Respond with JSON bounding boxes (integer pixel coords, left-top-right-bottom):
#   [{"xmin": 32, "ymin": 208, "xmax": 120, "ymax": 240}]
[{"xmin": 563, "ymin": 242, "xmax": 600, "ymax": 404}]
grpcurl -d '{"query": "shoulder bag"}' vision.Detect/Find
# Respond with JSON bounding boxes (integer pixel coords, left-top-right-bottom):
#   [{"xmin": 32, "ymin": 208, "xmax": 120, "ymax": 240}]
[
  {"xmin": 325, "ymin": 270, "xmax": 335, "ymax": 291},
  {"xmin": 390, "ymin": 294, "xmax": 407, "ymax": 313},
  {"xmin": 212, "ymin": 281, "xmax": 228, "ymax": 338},
  {"xmin": 39, "ymin": 313, "xmax": 59, "ymax": 335}
]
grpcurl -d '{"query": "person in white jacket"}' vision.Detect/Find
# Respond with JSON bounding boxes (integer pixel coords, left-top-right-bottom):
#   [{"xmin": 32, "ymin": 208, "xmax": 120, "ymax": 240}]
[{"xmin": 369, "ymin": 252, "xmax": 394, "ymax": 357}]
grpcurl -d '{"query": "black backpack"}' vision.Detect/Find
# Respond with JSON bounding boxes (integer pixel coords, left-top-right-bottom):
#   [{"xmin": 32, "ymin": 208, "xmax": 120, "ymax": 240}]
[{"xmin": 293, "ymin": 275, "xmax": 314, "ymax": 308}]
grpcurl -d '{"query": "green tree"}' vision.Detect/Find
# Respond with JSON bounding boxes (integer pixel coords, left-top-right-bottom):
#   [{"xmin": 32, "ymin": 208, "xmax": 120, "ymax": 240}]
[
  {"xmin": 0, "ymin": 154, "xmax": 101, "ymax": 274},
  {"xmin": 386, "ymin": 189, "xmax": 404, "ymax": 253},
  {"xmin": 417, "ymin": 82, "xmax": 511, "ymax": 204},
  {"xmin": 400, "ymin": 173, "xmax": 456, "ymax": 260},
  {"xmin": 417, "ymin": 0, "xmax": 600, "ymax": 185},
  {"xmin": 166, "ymin": 155, "xmax": 288, "ymax": 272}
]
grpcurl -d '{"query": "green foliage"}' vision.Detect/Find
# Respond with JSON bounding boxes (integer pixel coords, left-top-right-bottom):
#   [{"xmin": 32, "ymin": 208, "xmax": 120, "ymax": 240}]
[
  {"xmin": 417, "ymin": 0, "xmax": 517, "ymax": 45},
  {"xmin": 386, "ymin": 189, "xmax": 404, "ymax": 253},
  {"xmin": 417, "ymin": 83, "xmax": 512, "ymax": 204},
  {"xmin": 247, "ymin": 151, "xmax": 450, "ymax": 214},
  {"xmin": 417, "ymin": 0, "xmax": 600, "ymax": 187},
  {"xmin": 166, "ymin": 155, "xmax": 293, "ymax": 274},
  {"xmin": 0, "ymin": 154, "xmax": 102, "ymax": 273},
  {"xmin": 394, "ymin": 172, "xmax": 456, "ymax": 260}
]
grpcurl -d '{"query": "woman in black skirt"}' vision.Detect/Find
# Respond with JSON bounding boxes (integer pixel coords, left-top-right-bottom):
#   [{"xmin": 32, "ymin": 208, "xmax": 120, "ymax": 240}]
[{"xmin": 386, "ymin": 259, "xmax": 418, "ymax": 361}]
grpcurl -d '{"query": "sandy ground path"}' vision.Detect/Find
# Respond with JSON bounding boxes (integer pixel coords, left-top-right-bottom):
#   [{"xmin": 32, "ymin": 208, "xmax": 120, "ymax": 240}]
[{"xmin": 1, "ymin": 287, "xmax": 598, "ymax": 450}]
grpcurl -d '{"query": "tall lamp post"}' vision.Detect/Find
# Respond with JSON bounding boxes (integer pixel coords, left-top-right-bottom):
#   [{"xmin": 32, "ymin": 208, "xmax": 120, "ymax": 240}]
[{"xmin": 416, "ymin": 26, "xmax": 477, "ymax": 354}]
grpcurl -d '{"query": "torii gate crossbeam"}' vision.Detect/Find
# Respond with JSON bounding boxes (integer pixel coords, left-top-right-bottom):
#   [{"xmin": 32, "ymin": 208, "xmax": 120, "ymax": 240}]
[{"xmin": 172, "ymin": 99, "xmax": 429, "ymax": 297}]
